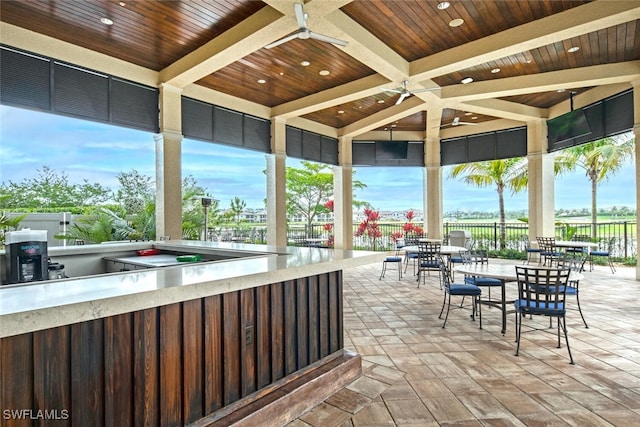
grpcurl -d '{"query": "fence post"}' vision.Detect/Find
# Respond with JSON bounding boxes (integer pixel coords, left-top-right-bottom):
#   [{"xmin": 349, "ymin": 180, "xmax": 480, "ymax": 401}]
[
  {"xmin": 623, "ymin": 221, "xmax": 628, "ymax": 258},
  {"xmin": 493, "ymin": 222, "xmax": 498, "ymax": 250}
]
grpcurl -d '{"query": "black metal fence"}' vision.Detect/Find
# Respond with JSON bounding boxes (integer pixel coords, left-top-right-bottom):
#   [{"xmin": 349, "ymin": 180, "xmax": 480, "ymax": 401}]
[{"xmin": 211, "ymin": 221, "xmax": 637, "ymax": 259}]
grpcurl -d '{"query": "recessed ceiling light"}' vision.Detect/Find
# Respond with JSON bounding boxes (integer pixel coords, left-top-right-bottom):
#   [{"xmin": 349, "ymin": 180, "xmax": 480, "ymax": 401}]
[
  {"xmin": 491, "ymin": 68, "xmax": 501, "ymax": 73},
  {"xmin": 449, "ymin": 18, "xmax": 464, "ymax": 27},
  {"xmin": 338, "ymin": 110, "xmax": 344, "ymax": 114},
  {"xmin": 279, "ymin": 72, "xmax": 284, "ymax": 76},
  {"xmin": 464, "ymin": 112, "xmax": 472, "ymax": 116},
  {"xmin": 526, "ymin": 59, "xmax": 532, "ymax": 63},
  {"xmin": 471, "ymin": 116, "xmax": 478, "ymax": 120},
  {"xmin": 300, "ymin": 61, "xmax": 310, "ymax": 66},
  {"xmin": 119, "ymin": 1, "xmax": 126, "ymax": 6},
  {"xmin": 567, "ymin": 46, "xmax": 580, "ymax": 53},
  {"xmin": 319, "ymin": 70, "xmax": 330, "ymax": 76},
  {"xmin": 557, "ymin": 88, "xmax": 566, "ymax": 93},
  {"xmin": 377, "ymin": 100, "xmax": 385, "ymax": 104},
  {"xmin": 437, "ymin": 2, "xmax": 450, "ymax": 10},
  {"xmin": 257, "ymin": 79, "xmax": 266, "ymax": 84},
  {"xmin": 100, "ymin": 17, "xmax": 114, "ymax": 25},
  {"xmin": 461, "ymin": 77, "xmax": 474, "ymax": 84}
]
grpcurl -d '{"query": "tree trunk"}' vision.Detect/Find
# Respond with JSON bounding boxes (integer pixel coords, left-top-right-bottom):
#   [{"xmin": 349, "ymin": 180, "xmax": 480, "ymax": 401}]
[
  {"xmin": 591, "ymin": 176, "xmax": 598, "ymax": 239},
  {"xmin": 498, "ymin": 186, "xmax": 506, "ymax": 250}
]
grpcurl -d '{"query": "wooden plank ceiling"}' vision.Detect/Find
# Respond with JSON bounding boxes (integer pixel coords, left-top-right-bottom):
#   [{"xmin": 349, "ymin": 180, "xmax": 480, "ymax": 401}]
[{"xmin": 1, "ymin": 0, "xmax": 639, "ymax": 135}]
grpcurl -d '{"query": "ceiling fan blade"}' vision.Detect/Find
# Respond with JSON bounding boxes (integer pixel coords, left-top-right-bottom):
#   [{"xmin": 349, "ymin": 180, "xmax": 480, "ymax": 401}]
[
  {"xmin": 293, "ymin": 2, "xmax": 307, "ymax": 29},
  {"xmin": 411, "ymin": 87, "xmax": 440, "ymax": 93},
  {"xmin": 381, "ymin": 87, "xmax": 403, "ymax": 94},
  {"xmin": 457, "ymin": 121, "xmax": 478, "ymax": 125},
  {"xmin": 308, "ymin": 31, "xmax": 348, "ymax": 47},
  {"xmin": 265, "ymin": 33, "xmax": 300, "ymax": 49},
  {"xmin": 395, "ymin": 92, "xmax": 409, "ymax": 105}
]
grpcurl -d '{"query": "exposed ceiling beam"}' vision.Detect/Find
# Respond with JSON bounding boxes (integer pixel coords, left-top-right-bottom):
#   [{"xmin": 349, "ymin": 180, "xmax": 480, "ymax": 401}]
[
  {"xmin": 409, "ymin": 0, "xmax": 640, "ymax": 81},
  {"xmin": 326, "ymin": 9, "xmax": 409, "ymax": 82},
  {"xmin": 271, "ymin": 74, "xmax": 391, "ymax": 119},
  {"xmin": 340, "ymin": 97, "xmax": 425, "ymax": 138},
  {"xmin": 441, "ymin": 62, "xmax": 640, "ymax": 102},
  {"xmin": 458, "ymin": 99, "xmax": 546, "ymax": 122},
  {"xmin": 160, "ymin": 7, "xmax": 290, "ymax": 87}
]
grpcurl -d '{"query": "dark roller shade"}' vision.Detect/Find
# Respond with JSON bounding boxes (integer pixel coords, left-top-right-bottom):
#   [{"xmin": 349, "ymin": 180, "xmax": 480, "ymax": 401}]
[
  {"xmin": 321, "ymin": 136, "xmax": 339, "ymax": 165},
  {"xmin": 302, "ymin": 130, "xmax": 322, "ymax": 162},
  {"xmin": 0, "ymin": 46, "xmax": 51, "ymax": 110},
  {"xmin": 111, "ymin": 78, "xmax": 158, "ymax": 132},
  {"xmin": 53, "ymin": 62, "xmax": 109, "ymax": 121},
  {"xmin": 496, "ymin": 127, "xmax": 527, "ymax": 159},
  {"xmin": 182, "ymin": 97, "xmax": 214, "ymax": 141},
  {"xmin": 467, "ymin": 133, "xmax": 497, "ymax": 162},
  {"xmin": 214, "ymin": 106, "xmax": 243, "ymax": 147},
  {"xmin": 243, "ymin": 115, "xmax": 270, "ymax": 152},
  {"xmin": 441, "ymin": 137, "xmax": 467, "ymax": 165},
  {"xmin": 604, "ymin": 90, "xmax": 633, "ymax": 136},
  {"xmin": 442, "ymin": 127, "xmax": 527, "ymax": 165},
  {"xmin": 286, "ymin": 127, "xmax": 303, "ymax": 158},
  {"xmin": 352, "ymin": 142, "xmax": 376, "ymax": 165}
]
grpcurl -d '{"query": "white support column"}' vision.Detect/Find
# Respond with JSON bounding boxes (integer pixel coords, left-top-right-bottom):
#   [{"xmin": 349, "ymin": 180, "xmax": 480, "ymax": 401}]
[
  {"xmin": 424, "ymin": 108, "xmax": 444, "ymax": 239},
  {"xmin": 334, "ymin": 136, "xmax": 353, "ymax": 250},
  {"xmin": 266, "ymin": 118, "xmax": 287, "ymax": 247},
  {"xmin": 155, "ymin": 83, "xmax": 183, "ymax": 240},
  {"xmin": 631, "ymin": 81, "xmax": 640, "ymax": 280},
  {"xmin": 527, "ymin": 119, "xmax": 555, "ymax": 239},
  {"xmin": 424, "ymin": 142, "xmax": 443, "ymax": 240}
]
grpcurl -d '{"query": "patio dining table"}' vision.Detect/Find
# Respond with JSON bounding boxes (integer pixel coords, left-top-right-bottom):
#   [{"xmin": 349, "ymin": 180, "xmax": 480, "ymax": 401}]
[
  {"xmin": 402, "ymin": 245, "xmax": 467, "ymax": 256},
  {"xmin": 554, "ymin": 240, "xmax": 599, "ymax": 253},
  {"xmin": 453, "ymin": 263, "xmax": 583, "ymax": 334}
]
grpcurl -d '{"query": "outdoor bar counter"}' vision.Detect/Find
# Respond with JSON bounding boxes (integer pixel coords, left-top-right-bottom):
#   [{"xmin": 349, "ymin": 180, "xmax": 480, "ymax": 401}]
[{"xmin": 0, "ymin": 240, "xmax": 384, "ymax": 426}]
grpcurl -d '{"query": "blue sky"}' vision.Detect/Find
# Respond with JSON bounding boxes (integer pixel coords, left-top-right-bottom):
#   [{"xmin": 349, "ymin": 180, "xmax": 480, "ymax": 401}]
[{"xmin": 0, "ymin": 105, "xmax": 635, "ymax": 214}]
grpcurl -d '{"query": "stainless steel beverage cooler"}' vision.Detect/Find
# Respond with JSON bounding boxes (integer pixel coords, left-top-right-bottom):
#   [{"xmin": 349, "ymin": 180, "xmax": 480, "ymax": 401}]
[{"xmin": 5, "ymin": 229, "xmax": 49, "ymax": 284}]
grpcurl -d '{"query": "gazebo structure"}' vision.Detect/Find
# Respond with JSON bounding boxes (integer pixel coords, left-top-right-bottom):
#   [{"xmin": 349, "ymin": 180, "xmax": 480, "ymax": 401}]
[{"xmin": 1, "ymin": 1, "xmax": 639, "ymax": 276}]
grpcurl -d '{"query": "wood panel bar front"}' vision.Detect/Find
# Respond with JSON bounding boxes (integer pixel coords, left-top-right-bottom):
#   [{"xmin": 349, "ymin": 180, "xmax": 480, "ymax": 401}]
[{"xmin": 0, "ymin": 270, "xmax": 346, "ymax": 426}]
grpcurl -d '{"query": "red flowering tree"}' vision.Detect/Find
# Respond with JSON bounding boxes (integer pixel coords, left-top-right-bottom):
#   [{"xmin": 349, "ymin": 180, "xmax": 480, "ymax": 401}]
[
  {"xmin": 323, "ymin": 200, "xmax": 334, "ymax": 248},
  {"xmin": 401, "ymin": 210, "xmax": 424, "ymax": 237},
  {"xmin": 354, "ymin": 207, "xmax": 383, "ymax": 251}
]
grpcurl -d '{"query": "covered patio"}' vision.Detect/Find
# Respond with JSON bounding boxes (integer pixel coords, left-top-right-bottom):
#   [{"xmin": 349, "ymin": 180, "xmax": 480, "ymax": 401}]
[{"xmin": 292, "ymin": 260, "xmax": 640, "ymax": 426}]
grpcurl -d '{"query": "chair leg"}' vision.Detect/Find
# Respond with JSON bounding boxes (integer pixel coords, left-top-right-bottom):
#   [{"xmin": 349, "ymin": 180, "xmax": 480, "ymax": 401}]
[
  {"xmin": 608, "ymin": 256, "xmax": 616, "ymax": 274},
  {"xmin": 559, "ymin": 316, "xmax": 575, "ymax": 364},
  {"xmin": 515, "ymin": 312, "xmax": 522, "ymax": 356},
  {"xmin": 575, "ymin": 293, "xmax": 589, "ymax": 328},
  {"xmin": 379, "ymin": 262, "xmax": 386, "ymax": 280},
  {"xmin": 438, "ymin": 291, "xmax": 447, "ymax": 319},
  {"xmin": 441, "ymin": 294, "xmax": 452, "ymax": 328}
]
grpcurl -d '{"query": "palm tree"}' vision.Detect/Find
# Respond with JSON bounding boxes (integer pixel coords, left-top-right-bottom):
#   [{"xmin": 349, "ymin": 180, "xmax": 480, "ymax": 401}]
[
  {"xmin": 554, "ymin": 136, "xmax": 635, "ymax": 238},
  {"xmin": 449, "ymin": 158, "xmax": 528, "ymax": 249}
]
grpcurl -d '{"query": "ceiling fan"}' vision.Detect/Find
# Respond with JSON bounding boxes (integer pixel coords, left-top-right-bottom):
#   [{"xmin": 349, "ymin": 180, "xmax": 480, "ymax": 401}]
[
  {"xmin": 381, "ymin": 80, "xmax": 440, "ymax": 105},
  {"xmin": 439, "ymin": 116, "xmax": 478, "ymax": 128},
  {"xmin": 265, "ymin": 3, "xmax": 348, "ymax": 49}
]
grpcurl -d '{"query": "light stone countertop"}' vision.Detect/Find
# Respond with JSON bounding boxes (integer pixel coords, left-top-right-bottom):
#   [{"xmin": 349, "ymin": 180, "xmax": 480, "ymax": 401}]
[{"xmin": 0, "ymin": 240, "xmax": 384, "ymax": 338}]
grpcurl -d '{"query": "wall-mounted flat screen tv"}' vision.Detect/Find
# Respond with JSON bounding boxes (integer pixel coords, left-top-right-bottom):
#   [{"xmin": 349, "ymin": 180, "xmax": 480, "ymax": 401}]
[
  {"xmin": 547, "ymin": 108, "xmax": 592, "ymax": 145},
  {"xmin": 375, "ymin": 141, "xmax": 408, "ymax": 160}
]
